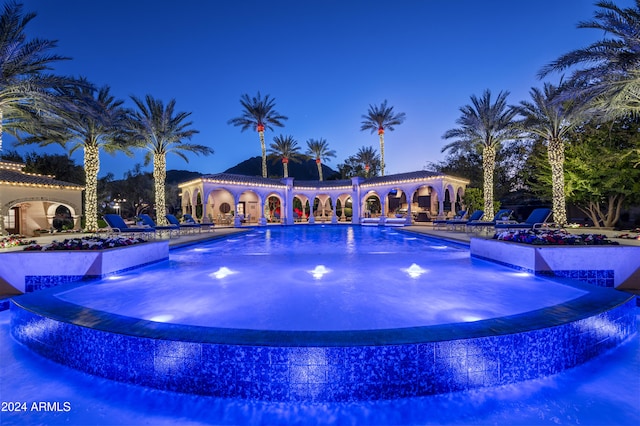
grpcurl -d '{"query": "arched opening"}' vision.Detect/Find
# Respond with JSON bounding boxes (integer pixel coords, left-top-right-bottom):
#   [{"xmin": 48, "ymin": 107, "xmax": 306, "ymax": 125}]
[
  {"xmin": 313, "ymin": 195, "xmax": 332, "ymax": 222},
  {"xmin": 52, "ymin": 205, "xmax": 73, "ymax": 231},
  {"xmin": 195, "ymin": 192, "xmax": 203, "ymax": 220},
  {"xmin": 293, "ymin": 196, "xmax": 309, "ymax": 222},
  {"xmin": 413, "ymin": 185, "xmax": 433, "ymax": 222},
  {"xmin": 238, "ymin": 190, "xmax": 259, "ymax": 225},
  {"xmin": 335, "ymin": 194, "xmax": 353, "ymax": 222},
  {"xmin": 364, "ymin": 194, "xmax": 381, "ymax": 218},
  {"xmin": 266, "ymin": 195, "xmax": 282, "ymax": 223},
  {"xmin": 387, "ymin": 188, "xmax": 407, "ymax": 217},
  {"xmin": 205, "ymin": 188, "xmax": 234, "ymax": 225}
]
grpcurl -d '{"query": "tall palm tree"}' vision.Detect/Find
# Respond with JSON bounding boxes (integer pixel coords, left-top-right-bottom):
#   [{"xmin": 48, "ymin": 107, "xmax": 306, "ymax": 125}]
[
  {"xmin": 360, "ymin": 100, "xmax": 406, "ymax": 176},
  {"xmin": 0, "ymin": 1, "xmax": 77, "ymax": 152},
  {"xmin": 228, "ymin": 92, "xmax": 288, "ymax": 178},
  {"xmin": 355, "ymin": 146, "xmax": 380, "ymax": 177},
  {"xmin": 18, "ymin": 81, "xmax": 131, "ymax": 231},
  {"xmin": 305, "ymin": 138, "xmax": 336, "ymax": 181},
  {"xmin": 127, "ymin": 95, "xmax": 212, "ymax": 225},
  {"xmin": 513, "ymin": 83, "xmax": 582, "ymax": 226},
  {"xmin": 268, "ymin": 134, "xmax": 303, "ymax": 178},
  {"xmin": 442, "ymin": 90, "xmax": 519, "ymax": 221},
  {"xmin": 538, "ymin": 1, "xmax": 640, "ymax": 118}
]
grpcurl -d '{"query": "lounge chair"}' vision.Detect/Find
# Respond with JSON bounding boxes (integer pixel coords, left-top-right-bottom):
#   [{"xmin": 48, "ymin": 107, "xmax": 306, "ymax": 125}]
[
  {"xmin": 165, "ymin": 214, "xmax": 201, "ymax": 234},
  {"xmin": 465, "ymin": 209, "xmax": 513, "ymax": 233},
  {"xmin": 494, "ymin": 208, "xmax": 552, "ymax": 231},
  {"xmin": 103, "ymin": 214, "xmax": 155, "ymax": 239},
  {"xmin": 139, "ymin": 214, "xmax": 180, "ymax": 238},
  {"xmin": 184, "ymin": 213, "xmax": 214, "ymax": 231},
  {"xmin": 445, "ymin": 209, "xmax": 484, "ymax": 231},
  {"xmin": 433, "ymin": 210, "xmax": 466, "ymax": 230}
]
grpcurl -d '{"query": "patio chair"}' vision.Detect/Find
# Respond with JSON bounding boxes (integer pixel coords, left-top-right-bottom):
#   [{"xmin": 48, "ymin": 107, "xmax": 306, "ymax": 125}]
[
  {"xmin": 103, "ymin": 214, "xmax": 155, "ymax": 239},
  {"xmin": 165, "ymin": 214, "xmax": 202, "ymax": 234},
  {"xmin": 184, "ymin": 213, "xmax": 214, "ymax": 231},
  {"xmin": 494, "ymin": 208, "xmax": 552, "ymax": 231},
  {"xmin": 433, "ymin": 210, "xmax": 466, "ymax": 230},
  {"xmin": 465, "ymin": 209, "xmax": 513, "ymax": 233},
  {"xmin": 445, "ymin": 209, "xmax": 484, "ymax": 231},
  {"xmin": 138, "ymin": 214, "xmax": 180, "ymax": 238}
]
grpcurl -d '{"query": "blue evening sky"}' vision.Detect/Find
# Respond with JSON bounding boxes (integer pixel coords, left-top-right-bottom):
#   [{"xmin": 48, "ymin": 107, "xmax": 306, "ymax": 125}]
[{"xmin": 9, "ymin": 0, "xmax": 633, "ymax": 179}]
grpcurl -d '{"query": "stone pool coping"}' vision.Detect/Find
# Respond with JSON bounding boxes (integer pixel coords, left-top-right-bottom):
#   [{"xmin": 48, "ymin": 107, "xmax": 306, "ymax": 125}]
[{"xmin": 9, "ymin": 276, "xmax": 633, "ymax": 346}]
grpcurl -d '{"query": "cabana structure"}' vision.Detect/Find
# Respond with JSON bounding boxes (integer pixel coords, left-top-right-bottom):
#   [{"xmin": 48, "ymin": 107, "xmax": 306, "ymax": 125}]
[
  {"xmin": 178, "ymin": 170, "xmax": 469, "ymax": 226},
  {"xmin": 0, "ymin": 160, "xmax": 84, "ymax": 236}
]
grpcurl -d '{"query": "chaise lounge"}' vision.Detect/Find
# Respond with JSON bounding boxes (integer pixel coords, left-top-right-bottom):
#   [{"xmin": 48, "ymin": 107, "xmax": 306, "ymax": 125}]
[
  {"xmin": 103, "ymin": 214, "xmax": 156, "ymax": 239},
  {"xmin": 166, "ymin": 214, "xmax": 202, "ymax": 234},
  {"xmin": 139, "ymin": 214, "xmax": 180, "ymax": 238},
  {"xmin": 446, "ymin": 209, "xmax": 484, "ymax": 231},
  {"xmin": 465, "ymin": 208, "xmax": 513, "ymax": 233},
  {"xmin": 433, "ymin": 211, "xmax": 466, "ymax": 230},
  {"xmin": 493, "ymin": 208, "xmax": 552, "ymax": 231}
]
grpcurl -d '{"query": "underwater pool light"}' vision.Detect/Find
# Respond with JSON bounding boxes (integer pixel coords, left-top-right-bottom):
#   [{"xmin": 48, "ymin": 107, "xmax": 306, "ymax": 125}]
[
  {"xmin": 309, "ymin": 265, "xmax": 331, "ymax": 279},
  {"xmin": 403, "ymin": 263, "xmax": 428, "ymax": 278},
  {"xmin": 209, "ymin": 267, "xmax": 237, "ymax": 279}
]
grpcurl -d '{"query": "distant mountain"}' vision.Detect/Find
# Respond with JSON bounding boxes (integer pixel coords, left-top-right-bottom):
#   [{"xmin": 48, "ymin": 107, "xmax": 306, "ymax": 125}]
[
  {"xmin": 166, "ymin": 170, "xmax": 203, "ymax": 185},
  {"xmin": 224, "ymin": 156, "xmax": 339, "ymax": 180}
]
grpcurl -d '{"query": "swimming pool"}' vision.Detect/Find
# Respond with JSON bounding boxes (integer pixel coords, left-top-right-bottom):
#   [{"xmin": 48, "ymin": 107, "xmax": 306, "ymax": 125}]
[
  {"xmin": 55, "ymin": 226, "xmax": 586, "ymax": 330},
  {"xmin": 10, "ymin": 226, "xmax": 636, "ymax": 402}
]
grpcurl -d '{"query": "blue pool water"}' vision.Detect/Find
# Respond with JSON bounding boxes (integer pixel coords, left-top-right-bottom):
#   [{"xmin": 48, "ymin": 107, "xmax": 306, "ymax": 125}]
[
  {"xmin": 4, "ymin": 226, "xmax": 639, "ymax": 423},
  {"xmin": 56, "ymin": 226, "xmax": 585, "ymax": 331}
]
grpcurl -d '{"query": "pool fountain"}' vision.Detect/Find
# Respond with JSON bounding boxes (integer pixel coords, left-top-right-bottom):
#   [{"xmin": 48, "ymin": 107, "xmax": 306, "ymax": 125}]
[{"xmin": 9, "ymin": 226, "xmax": 636, "ymax": 402}]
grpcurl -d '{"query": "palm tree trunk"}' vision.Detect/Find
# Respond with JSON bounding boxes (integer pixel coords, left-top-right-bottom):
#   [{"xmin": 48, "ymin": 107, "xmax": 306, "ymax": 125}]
[
  {"xmin": 0, "ymin": 109, "xmax": 4, "ymax": 233},
  {"xmin": 316, "ymin": 159, "xmax": 323, "ymax": 181},
  {"xmin": 482, "ymin": 145, "xmax": 496, "ymax": 221},
  {"xmin": 378, "ymin": 132, "xmax": 385, "ymax": 176},
  {"xmin": 259, "ymin": 130, "xmax": 267, "ymax": 178},
  {"xmin": 154, "ymin": 153, "xmax": 168, "ymax": 225},
  {"xmin": 283, "ymin": 161, "xmax": 289, "ymax": 178},
  {"xmin": 0, "ymin": 108, "xmax": 3, "ymax": 152},
  {"xmin": 84, "ymin": 144, "xmax": 100, "ymax": 231},
  {"xmin": 547, "ymin": 138, "xmax": 567, "ymax": 225}
]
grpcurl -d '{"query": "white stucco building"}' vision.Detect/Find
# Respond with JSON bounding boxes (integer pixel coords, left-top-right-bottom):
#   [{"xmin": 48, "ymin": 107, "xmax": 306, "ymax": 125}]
[
  {"xmin": 178, "ymin": 170, "xmax": 470, "ymax": 226},
  {"xmin": 0, "ymin": 160, "xmax": 84, "ymax": 236}
]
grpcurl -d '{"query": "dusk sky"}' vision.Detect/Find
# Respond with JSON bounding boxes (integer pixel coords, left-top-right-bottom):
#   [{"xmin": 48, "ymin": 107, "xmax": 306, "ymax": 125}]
[{"xmin": 9, "ymin": 0, "xmax": 634, "ymax": 179}]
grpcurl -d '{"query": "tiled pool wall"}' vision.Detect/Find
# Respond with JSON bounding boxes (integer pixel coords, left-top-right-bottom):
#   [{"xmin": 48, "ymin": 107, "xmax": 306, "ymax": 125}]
[
  {"xmin": 10, "ymin": 295, "xmax": 636, "ymax": 402},
  {"xmin": 470, "ymin": 238, "xmax": 640, "ymax": 289}
]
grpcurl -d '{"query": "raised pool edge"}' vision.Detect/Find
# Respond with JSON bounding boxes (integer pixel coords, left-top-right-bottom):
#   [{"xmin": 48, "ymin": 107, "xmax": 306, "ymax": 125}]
[{"xmin": 9, "ymin": 278, "xmax": 637, "ymax": 402}]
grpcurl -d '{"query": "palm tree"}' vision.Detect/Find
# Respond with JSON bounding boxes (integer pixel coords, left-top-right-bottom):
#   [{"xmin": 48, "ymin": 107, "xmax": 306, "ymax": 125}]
[
  {"xmin": 127, "ymin": 95, "xmax": 213, "ymax": 225},
  {"xmin": 228, "ymin": 92, "xmax": 288, "ymax": 178},
  {"xmin": 18, "ymin": 81, "xmax": 131, "ymax": 231},
  {"xmin": 360, "ymin": 100, "xmax": 406, "ymax": 176},
  {"xmin": 513, "ymin": 83, "xmax": 582, "ymax": 226},
  {"xmin": 0, "ymin": 1, "xmax": 77, "ymax": 152},
  {"xmin": 538, "ymin": 1, "xmax": 640, "ymax": 118},
  {"xmin": 305, "ymin": 138, "xmax": 336, "ymax": 181},
  {"xmin": 355, "ymin": 146, "xmax": 380, "ymax": 177},
  {"xmin": 268, "ymin": 134, "xmax": 303, "ymax": 178},
  {"xmin": 442, "ymin": 90, "xmax": 519, "ymax": 221}
]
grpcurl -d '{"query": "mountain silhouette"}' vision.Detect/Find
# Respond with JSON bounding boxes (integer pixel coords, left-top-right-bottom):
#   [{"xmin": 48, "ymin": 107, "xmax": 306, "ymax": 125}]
[{"xmin": 224, "ymin": 156, "xmax": 339, "ymax": 180}]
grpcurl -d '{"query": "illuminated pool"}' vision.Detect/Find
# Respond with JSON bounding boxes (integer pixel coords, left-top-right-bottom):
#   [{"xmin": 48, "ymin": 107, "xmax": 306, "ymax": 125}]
[
  {"xmin": 55, "ymin": 226, "xmax": 587, "ymax": 330},
  {"xmin": 10, "ymin": 226, "xmax": 636, "ymax": 402}
]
